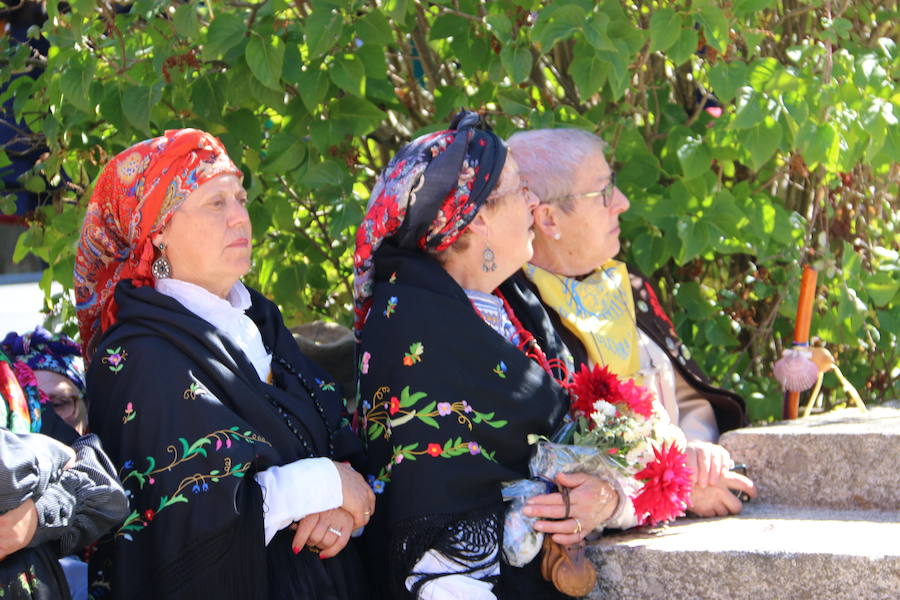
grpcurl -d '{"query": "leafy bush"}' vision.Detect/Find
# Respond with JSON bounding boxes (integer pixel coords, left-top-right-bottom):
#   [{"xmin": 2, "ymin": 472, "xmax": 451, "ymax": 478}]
[{"xmin": 2, "ymin": 0, "xmax": 897, "ymax": 420}]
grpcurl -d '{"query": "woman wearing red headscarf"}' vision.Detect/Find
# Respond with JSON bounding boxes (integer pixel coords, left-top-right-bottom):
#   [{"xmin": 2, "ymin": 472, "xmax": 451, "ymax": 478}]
[{"xmin": 75, "ymin": 129, "xmax": 372, "ymax": 600}]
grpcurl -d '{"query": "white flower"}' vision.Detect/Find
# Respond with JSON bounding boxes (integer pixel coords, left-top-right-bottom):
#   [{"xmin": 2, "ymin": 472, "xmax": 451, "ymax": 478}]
[{"xmin": 593, "ymin": 400, "xmax": 618, "ymax": 417}]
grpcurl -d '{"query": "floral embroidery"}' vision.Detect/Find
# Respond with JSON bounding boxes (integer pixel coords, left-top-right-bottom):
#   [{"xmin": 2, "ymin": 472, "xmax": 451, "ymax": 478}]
[
  {"xmin": 493, "ymin": 361, "xmax": 507, "ymax": 378},
  {"xmin": 642, "ymin": 281, "xmax": 675, "ymax": 331},
  {"xmin": 360, "ymin": 351, "xmax": 371, "ymax": 375},
  {"xmin": 389, "ymin": 272, "xmax": 397, "ymax": 284},
  {"xmin": 315, "ymin": 378, "xmax": 336, "ymax": 392},
  {"xmin": 182, "ymin": 382, "xmax": 209, "ymax": 400},
  {"xmin": 122, "ymin": 402, "xmax": 136, "ymax": 424},
  {"xmin": 102, "ymin": 347, "xmax": 127, "ymax": 373},
  {"xmin": 365, "ymin": 385, "xmax": 507, "ymax": 441},
  {"xmin": 402, "ymin": 342, "xmax": 423, "ymax": 366},
  {"xmin": 115, "ymin": 427, "xmax": 270, "ymax": 540},
  {"xmin": 367, "ymin": 437, "xmax": 498, "ymax": 491},
  {"xmin": 384, "ymin": 296, "xmax": 398, "ymax": 317}
]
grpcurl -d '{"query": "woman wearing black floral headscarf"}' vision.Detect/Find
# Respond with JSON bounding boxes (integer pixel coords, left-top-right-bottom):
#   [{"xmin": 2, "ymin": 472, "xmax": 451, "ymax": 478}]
[{"xmin": 354, "ymin": 112, "xmax": 621, "ymax": 599}]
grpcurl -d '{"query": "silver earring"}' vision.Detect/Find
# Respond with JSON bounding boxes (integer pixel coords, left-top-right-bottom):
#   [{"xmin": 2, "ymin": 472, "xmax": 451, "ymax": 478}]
[
  {"xmin": 482, "ymin": 247, "xmax": 497, "ymax": 273},
  {"xmin": 151, "ymin": 242, "xmax": 172, "ymax": 279},
  {"xmin": 553, "ymin": 232, "xmax": 562, "ymax": 240}
]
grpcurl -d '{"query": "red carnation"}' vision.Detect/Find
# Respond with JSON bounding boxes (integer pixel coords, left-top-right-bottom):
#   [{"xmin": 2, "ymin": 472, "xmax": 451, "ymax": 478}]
[
  {"xmin": 631, "ymin": 442, "xmax": 693, "ymax": 526},
  {"xmin": 569, "ymin": 363, "xmax": 621, "ymax": 419},
  {"xmin": 618, "ymin": 378, "xmax": 655, "ymax": 419}
]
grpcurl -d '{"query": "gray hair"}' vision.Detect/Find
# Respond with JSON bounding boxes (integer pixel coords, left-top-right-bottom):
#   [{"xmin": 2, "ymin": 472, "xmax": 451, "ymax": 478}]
[{"xmin": 507, "ymin": 128, "xmax": 608, "ymax": 213}]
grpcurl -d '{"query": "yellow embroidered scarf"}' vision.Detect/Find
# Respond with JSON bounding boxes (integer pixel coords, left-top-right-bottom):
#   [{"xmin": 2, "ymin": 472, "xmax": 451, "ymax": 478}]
[{"xmin": 524, "ymin": 260, "xmax": 640, "ymax": 377}]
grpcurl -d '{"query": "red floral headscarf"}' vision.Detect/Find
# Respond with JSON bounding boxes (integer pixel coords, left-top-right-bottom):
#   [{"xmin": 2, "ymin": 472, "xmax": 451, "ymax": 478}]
[{"xmin": 74, "ymin": 129, "xmax": 241, "ymax": 357}]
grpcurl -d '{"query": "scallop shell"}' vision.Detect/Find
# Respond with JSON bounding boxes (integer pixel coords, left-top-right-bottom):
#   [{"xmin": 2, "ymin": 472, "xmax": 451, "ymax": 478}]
[{"xmin": 773, "ymin": 349, "xmax": 819, "ymax": 392}]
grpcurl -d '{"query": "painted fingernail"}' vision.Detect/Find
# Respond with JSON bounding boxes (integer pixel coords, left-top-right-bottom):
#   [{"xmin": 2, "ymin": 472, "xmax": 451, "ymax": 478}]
[{"xmin": 292, "ymin": 546, "xmax": 300, "ymax": 555}]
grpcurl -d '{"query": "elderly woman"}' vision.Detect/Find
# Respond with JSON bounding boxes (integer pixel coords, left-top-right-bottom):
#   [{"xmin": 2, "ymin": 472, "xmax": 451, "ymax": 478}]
[
  {"xmin": 354, "ymin": 112, "xmax": 620, "ymax": 599},
  {"xmin": 502, "ymin": 128, "xmax": 756, "ymax": 518},
  {"xmin": 2, "ymin": 328, "xmax": 88, "ymax": 434},
  {"xmin": 74, "ymin": 129, "xmax": 373, "ymax": 599}
]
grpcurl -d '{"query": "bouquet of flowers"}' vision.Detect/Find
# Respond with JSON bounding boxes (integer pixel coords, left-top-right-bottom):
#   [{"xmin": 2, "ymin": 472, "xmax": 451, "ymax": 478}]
[{"xmin": 502, "ymin": 364, "xmax": 693, "ymax": 567}]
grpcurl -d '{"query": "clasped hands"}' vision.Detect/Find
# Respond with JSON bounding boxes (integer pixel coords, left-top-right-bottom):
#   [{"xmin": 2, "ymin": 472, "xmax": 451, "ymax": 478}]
[
  {"xmin": 522, "ymin": 472, "xmax": 619, "ymax": 546},
  {"xmin": 290, "ymin": 460, "xmax": 374, "ymax": 559}
]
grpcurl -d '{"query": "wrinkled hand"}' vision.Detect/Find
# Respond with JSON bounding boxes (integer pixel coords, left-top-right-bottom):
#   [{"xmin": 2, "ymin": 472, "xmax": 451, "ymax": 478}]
[
  {"xmin": 684, "ymin": 441, "xmax": 733, "ymax": 488},
  {"xmin": 688, "ymin": 470, "xmax": 757, "ymax": 517},
  {"xmin": 291, "ymin": 508, "xmax": 355, "ymax": 559},
  {"xmin": 0, "ymin": 499, "xmax": 38, "ymax": 560},
  {"xmin": 523, "ymin": 472, "xmax": 619, "ymax": 545},
  {"xmin": 333, "ymin": 461, "xmax": 374, "ymax": 530}
]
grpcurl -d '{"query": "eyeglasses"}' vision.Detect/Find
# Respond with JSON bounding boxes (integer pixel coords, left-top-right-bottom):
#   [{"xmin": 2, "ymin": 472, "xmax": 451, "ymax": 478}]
[{"xmin": 553, "ymin": 172, "xmax": 617, "ymax": 207}]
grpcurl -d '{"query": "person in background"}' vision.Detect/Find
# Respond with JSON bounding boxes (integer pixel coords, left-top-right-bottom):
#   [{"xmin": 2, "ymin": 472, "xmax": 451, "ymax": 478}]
[
  {"xmin": 74, "ymin": 128, "xmax": 373, "ymax": 599},
  {"xmin": 2, "ymin": 328, "xmax": 88, "ymax": 434},
  {"xmin": 502, "ymin": 128, "xmax": 757, "ymax": 519},
  {"xmin": 1, "ymin": 348, "xmax": 128, "ymax": 600}
]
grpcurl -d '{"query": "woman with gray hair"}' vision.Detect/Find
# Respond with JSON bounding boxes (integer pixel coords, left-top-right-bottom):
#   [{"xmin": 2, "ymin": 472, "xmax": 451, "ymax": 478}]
[{"xmin": 501, "ymin": 128, "xmax": 756, "ymax": 520}]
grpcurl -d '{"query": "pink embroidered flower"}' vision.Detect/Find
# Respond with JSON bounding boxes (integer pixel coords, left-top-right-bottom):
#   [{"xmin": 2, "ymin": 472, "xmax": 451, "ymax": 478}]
[
  {"xmin": 461, "ymin": 400, "xmax": 473, "ymax": 413},
  {"xmin": 437, "ymin": 402, "xmax": 452, "ymax": 416},
  {"xmin": 394, "ymin": 454, "xmax": 404, "ymax": 464},
  {"xmin": 468, "ymin": 442, "xmax": 480, "ymax": 455}
]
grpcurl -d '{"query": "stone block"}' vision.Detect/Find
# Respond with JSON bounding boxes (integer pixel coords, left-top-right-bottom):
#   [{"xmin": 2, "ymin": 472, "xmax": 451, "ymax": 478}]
[{"xmin": 719, "ymin": 404, "xmax": 900, "ymax": 511}]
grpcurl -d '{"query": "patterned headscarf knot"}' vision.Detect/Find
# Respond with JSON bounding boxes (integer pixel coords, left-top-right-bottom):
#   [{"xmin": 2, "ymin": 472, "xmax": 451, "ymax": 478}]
[
  {"xmin": 74, "ymin": 128, "xmax": 241, "ymax": 357},
  {"xmin": 353, "ymin": 110, "xmax": 507, "ymax": 335},
  {"xmin": 1, "ymin": 327, "xmax": 85, "ymax": 392}
]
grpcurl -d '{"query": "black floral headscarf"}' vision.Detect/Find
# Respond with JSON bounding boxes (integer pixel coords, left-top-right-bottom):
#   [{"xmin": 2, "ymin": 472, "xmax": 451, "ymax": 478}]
[{"xmin": 353, "ymin": 111, "xmax": 507, "ymax": 335}]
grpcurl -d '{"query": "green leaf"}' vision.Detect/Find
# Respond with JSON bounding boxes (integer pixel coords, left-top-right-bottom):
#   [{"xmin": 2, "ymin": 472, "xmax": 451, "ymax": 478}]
[
  {"xmin": 864, "ymin": 272, "xmax": 899, "ymax": 307},
  {"xmin": 59, "ymin": 58, "xmax": 95, "ymax": 113},
  {"xmin": 357, "ymin": 10, "xmax": 393, "ymax": 46},
  {"xmin": 697, "ymin": 0, "xmax": 729, "ymax": 52},
  {"xmin": 204, "ymin": 13, "xmax": 246, "ymax": 60},
  {"xmin": 330, "ymin": 54, "xmax": 366, "ymax": 97},
  {"xmin": 676, "ymin": 136, "xmax": 712, "ymax": 179},
  {"xmin": 500, "ymin": 44, "xmax": 532, "ymax": 84},
  {"xmin": 190, "ymin": 74, "xmax": 226, "ymax": 123},
  {"xmin": 429, "ymin": 14, "xmax": 471, "ymax": 41},
  {"xmin": 649, "ymin": 8, "xmax": 681, "ymax": 53},
  {"xmin": 122, "ymin": 83, "xmax": 163, "ymax": 134},
  {"xmin": 173, "ymin": 3, "xmax": 199, "ymax": 39},
  {"xmin": 305, "ymin": 9, "xmax": 343, "ymax": 58},
  {"xmin": 666, "ymin": 26, "xmax": 697, "ymax": 66},
  {"xmin": 331, "ymin": 96, "xmax": 387, "ymax": 136},
  {"xmin": 383, "ymin": 0, "xmax": 408, "ymax": 22},
  {"xmin": 246, "ymin": 33, "xmax": 285, "ymax": 90},
  {"xmin": 485, "ymin": 14, "xmax": 513, "ymax": 42},
  {"xmin": 731, "ymin": 87, "xmax": 765, "ymax": 129},
  {"xmin": 296, "ymin": 68, "xmax": 330, "ymax": 113},
  {"xmin": 583, "ymin": 12, "xmax": 615, "ymax": 51},
  {"xmin": 419, "ymin": 415, "xmax": 439, "ymax": 429},
  {"xmin": 533, "ymin": 4, "xmax": 585, "ymax": 52},
  {"xmin": 224, "ymin": 109, "xmax": 261, "ymax": 151},
  {"xmin": 261, "ymin": 132, "xmax": 307, "ymax": 175},
  {"xmin": 796, "ymin": 123, "xmax": 839, "ymax": 167},
  {"xmin": 744, "ymin": 121, "xmax": 782, "ymax": 170},
  {"xmin": 708, "ymin": 62, "xmax": 748, "ymax": 103},
  {"xmin": 569, "ymin": 51, "xmax": 607, "ymax": 98},
  {"xmin": 676, "ymin": 219, "xmax": 713, "ymax": 263}
]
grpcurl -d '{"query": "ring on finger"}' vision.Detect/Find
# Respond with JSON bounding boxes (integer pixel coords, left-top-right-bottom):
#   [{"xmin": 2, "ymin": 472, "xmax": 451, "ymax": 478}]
[
  {"xmin": 308, "ymin": 545, "xmax": 321, "ymax": 553},
  {"xmin": 573, "ymin": 518, "xmax": 582, "ymax": 535},
  {"xmin": 328, "ymin": 527, "xmax": 343, "ymax": 537}
]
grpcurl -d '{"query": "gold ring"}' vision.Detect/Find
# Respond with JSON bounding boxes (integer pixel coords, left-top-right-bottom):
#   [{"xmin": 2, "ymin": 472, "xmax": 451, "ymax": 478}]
[
  {"xmin": 328, "ymin": 527, "xmax": 343, "ymax": 537},
  {"xmin": 308, "ymin": 546, "xmax": 321, "ymax": 553},
  {"xmin": 573, "ymin": 518, "xmax": 582, "ymax": 535}
]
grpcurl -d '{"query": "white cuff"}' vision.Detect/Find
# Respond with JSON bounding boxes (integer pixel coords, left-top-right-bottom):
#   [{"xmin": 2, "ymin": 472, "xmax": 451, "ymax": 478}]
[
  {"xmin": 254, "ymin": 457, "xmax": 342, "ymax": 545},
  {"xmin": 408, "ymin": 549, "xmax": 498, "ymax": 600}
]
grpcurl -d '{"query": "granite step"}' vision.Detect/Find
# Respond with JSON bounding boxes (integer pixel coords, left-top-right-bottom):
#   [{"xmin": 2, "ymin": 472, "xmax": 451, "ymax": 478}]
[
  {"xmin": 585, "ymin": 502, "xmax": 900, "ymax": 600},
  {"xmin": 719, "ymin": 403, "xmax": 900, "ymax": 511}
]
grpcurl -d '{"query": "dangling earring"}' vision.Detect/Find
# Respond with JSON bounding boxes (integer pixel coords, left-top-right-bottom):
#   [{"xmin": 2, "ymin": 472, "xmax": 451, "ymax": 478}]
[
  {"xmin": 151, "ymin": 242, "xmax": 172, "ymax": 279},
  {"xmin": 553, "ymin": 232, "xmax": 562, "ymax": 240},
  {"xmin": 482, "ymin": 246, "xmax": 497, "ymax": 273}
]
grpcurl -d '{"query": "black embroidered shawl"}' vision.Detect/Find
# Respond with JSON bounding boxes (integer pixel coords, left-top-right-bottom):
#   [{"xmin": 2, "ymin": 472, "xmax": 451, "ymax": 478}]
[
  {"xmin": 357, "ymin": 245, "xmax": 569, "ymax": 599},
  {"xmin": 500, "ymin": 266, "xmax": 747, "ymax": 434},
  {"xmin": 86, "ymin": 281, "xmax": 367, "ymax": 600}
]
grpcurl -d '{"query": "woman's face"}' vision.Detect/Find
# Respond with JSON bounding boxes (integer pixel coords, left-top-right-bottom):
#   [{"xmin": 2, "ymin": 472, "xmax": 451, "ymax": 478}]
[
  {"xmin": 33, "ymin": 369, "xmax": 86, "ymax": 432},
  {"xmin": 551, "ymin": 148, "xmax": 629, "ymax": 273},
  {"xmin": 158, "ymin": 174, "xmax": 251, "ymax": 297},
  {"xmin": 481, "ymin": 155, "xmax": 540, "ymax": 277}
]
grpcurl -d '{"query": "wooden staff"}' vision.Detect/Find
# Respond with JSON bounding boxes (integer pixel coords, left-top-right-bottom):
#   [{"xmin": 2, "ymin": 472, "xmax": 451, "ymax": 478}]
[{"xmin": 784, "ymin": 266, "xmax": 818, "ymax": 419}]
